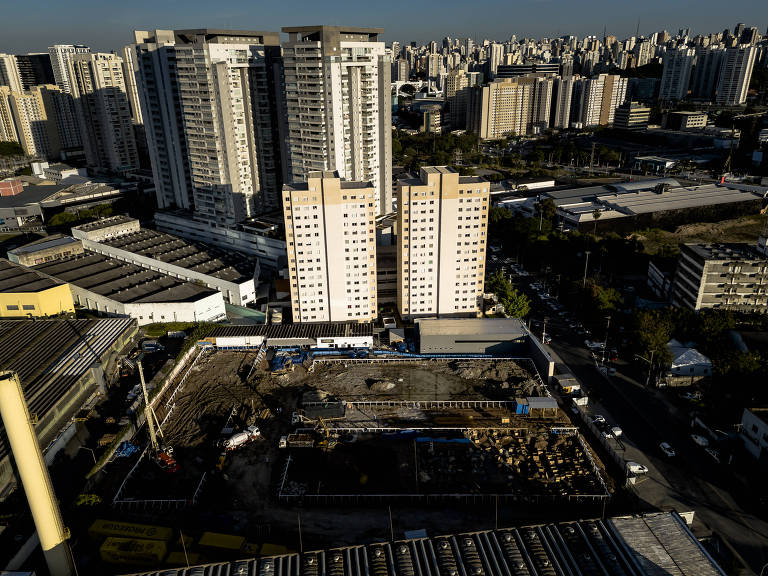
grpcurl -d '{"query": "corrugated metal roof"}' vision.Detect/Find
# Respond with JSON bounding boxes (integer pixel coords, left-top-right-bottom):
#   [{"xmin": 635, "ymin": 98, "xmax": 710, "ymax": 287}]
[
  {"xmin": 209, "ymin": 323, "xmax": 373, "ymax": 340},
  {"xmin": 123, "ymin": 513, "xmax": 725, "ymax": 576}
]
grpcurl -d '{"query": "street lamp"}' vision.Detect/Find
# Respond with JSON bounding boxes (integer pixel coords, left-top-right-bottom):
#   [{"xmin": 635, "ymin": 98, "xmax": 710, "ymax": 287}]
[
  {"xmin": 583, "ymin": 251, "xmax": 591, "ymax": 289},
  {"xmin": 634, "ymin": 351, "xmax": 656, "ymax": 387},
  {"xmin": 601, "ymin": 315, "xmax": 611, "ymax": 365}
]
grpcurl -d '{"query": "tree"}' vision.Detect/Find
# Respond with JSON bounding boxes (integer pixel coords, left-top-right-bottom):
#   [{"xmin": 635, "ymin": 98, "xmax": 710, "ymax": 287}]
[
  {"xmin": 592, "ymin": 208, "xmax": 602, "ymax": 234},
  {"xmin": 632, "ymin": 310, "xmax": 674, "ymax": 369},
  {"xmin": 486, "ymin": 270, "xmax": 530, "ymax": 318}
]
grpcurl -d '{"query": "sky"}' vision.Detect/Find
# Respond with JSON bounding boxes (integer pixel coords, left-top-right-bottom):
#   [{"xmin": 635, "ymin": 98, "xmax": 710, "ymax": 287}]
[{"xmin": 1, "ymin": 0, "xmax": 767, "ymax": 53}]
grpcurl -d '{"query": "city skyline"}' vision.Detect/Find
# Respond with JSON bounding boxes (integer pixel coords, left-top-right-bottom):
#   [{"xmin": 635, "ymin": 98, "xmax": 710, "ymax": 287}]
[{"xmin": 1, "ymin": 0, "xmax": 766, "ymax": 53}]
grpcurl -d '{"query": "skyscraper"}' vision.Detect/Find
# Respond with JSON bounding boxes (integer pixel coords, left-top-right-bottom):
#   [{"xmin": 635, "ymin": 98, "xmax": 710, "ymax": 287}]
[
  {"xmin": 551, "ymin": 75, "xmax": 574, "ymax": 129},
  {"xmin": 396, "ymin": 166, "xmax": 489, "ymax": 320},
  {"xmin": 133, "ymin": 29, "xmax": 286, "ymax": 220},
  {"xmin": 470, "ymin": 77, "xmax": 535, "ymax": 139},
  {"xmin": 6, "ymin": 86, "xmax": 60, "ymax": 158},
  {"xmin": 0, "ymin": 55, "xmax": 23, "ymax": 93},
  {"xmin": 691, "ymin": 47, "xmax": 726, "ymax": 100},
  {"xmin": 120, "ymin": 45, "xmax": 147, "ymax": 167},
  {"xmin": 48, "ymin": 44, "xmax": 90, "ymax": 93},
  {"xmin": 282, "ymin": 26, "xmax": 392, "ymax": 215},
  {"xmin": 15, "ymin": 54, "xmax": 55, "ymax": 90},
  {"xmin": 69, "ymin": 53, "xmax": 138, "ymax": 171},
  {"xmin": 282, "ymin": 172, "xmax": 378, "ymax": 323},
  {"xmin": 716, "ymin": 45, "xmax": 757, "ymax": 105},
  {"xmin": 0, "ymin": 88, "xmax": 19, "ymax": 143},
  {"xmin": 659, "ymin": 47, "xmax": 695, "ymax": 101}
]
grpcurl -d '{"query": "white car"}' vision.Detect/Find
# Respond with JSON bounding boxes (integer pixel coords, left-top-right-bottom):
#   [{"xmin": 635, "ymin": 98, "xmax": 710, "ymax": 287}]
[
  {"xmin": 585, "ymin": 340, "xmax": 605, "ymax": 351},
  {"xmin": 626, "ymin": 461, "xmax": 649, "ymax": 475},
  {"xmin": 691, "ymin": 434, "xmax": 709, "ymax": 447},
  {"xmin": 610, "ymin": 426, "xmax": 623, "ymax": 437},
  {"xmin": 659, "ymin": 442, "xmax": 675, "ymax": 458},
  {"xmin": 591, "ymin": 415, "xmax": 606, "ymax": 425}
]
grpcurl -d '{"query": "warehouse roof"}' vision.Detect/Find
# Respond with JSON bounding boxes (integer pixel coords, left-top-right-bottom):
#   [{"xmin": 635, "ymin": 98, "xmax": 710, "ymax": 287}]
[
  {"xmin": 0, "ymin": 182, "xmax": 67, "ymax": 208},
  {"xmin": 417, "ymin": 317, "xmax": 527, "ymax": 337},
  {"xmin": 124, "ymin": 512, "xmax": 725, "ymax": 576},
  {"xmin": 32, "ymin": 252, "xmax": 219, "ymax": 304},
  {"xmin": 0, "ymin": 259, "xmax": 63, "ymax": 293},
  {"xmin": 7, "ymin": 234, "xmax": 80, "ymax": 256},
  {"xmin": 99, "ymin": 228, "xmax": 257, "ymax": 284},
  {"xmin": 209, "ymin": 322, "xmax": 373, "ymax": 339},
  {"xmin": 0, "ymin": 318, "xmax": 135, "ymax": 461},
  {"xmin": 74, "ymin": 214, "xmax": 135, "ymax": 232}
]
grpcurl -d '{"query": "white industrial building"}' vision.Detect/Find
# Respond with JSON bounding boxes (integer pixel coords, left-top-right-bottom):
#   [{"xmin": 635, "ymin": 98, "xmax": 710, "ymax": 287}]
[
  {"xmin": 207, "ymin": 323, "xmax": 374, "ymax": 349},
  {"xmin": 72, "ymin": 216, "xmax": 258, "ymax": 305}
]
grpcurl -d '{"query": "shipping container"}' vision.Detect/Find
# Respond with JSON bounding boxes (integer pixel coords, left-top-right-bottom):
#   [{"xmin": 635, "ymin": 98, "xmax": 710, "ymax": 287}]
[
  {"xmin": 198, "ymin": 532, "xmax": 246, "ymax": 551},
  {"xmin": 100, "ymin": 537, "xmax": 167, "ymax": 565},
  {"xmin": 259, "ymin": 543, "xmax": 291, "ymax": 556},
  {"xmin": 89, "ymin": 519, "xmax": 173, "ymax": 542}
]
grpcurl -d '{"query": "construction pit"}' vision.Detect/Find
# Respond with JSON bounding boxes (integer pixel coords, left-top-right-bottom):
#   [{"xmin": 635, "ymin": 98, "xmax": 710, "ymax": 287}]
[{"xmin": 106, "ymin": 350, "xmax": 610, "ymax": 549}]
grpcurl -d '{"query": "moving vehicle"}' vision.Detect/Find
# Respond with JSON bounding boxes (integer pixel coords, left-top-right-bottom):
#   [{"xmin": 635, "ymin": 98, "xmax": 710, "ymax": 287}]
[
  {"xmin": 659, "ymin": 442, "xmax": 676, "ymax": 458},
  {"xmin": 610, "ymin": 426, "xmax": 623, "ymax": 437},
  {"xmin": 591, "ymin": 415, "xmax": 606, "ymax": 425},
  {"xmin": 691, "ymin": 434, "xmax": 709, "ymax": 447}
]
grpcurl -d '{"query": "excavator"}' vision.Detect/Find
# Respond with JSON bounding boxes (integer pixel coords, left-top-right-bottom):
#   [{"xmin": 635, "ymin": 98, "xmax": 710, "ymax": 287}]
[
  {"xmin": 138, "ymin": 361, "xmax": 179, "ymax": 473},
  {"xmin": 315, "ymin": 416, "xmax": 338, "ymax": 452}
]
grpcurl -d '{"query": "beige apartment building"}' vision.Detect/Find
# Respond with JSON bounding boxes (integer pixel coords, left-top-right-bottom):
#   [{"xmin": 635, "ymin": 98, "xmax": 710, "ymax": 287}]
[
  {"xmin": 283, "ymin": 172, "xmax": 377, "ymax": 323},
  {"xmin": 397, "ymin": 167, "xmax": 489, "ymax": 320}
]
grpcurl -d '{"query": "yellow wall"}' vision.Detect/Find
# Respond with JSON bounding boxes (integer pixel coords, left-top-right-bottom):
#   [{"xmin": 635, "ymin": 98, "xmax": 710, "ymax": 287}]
[{"xmin": 0, "ymin": 284, "xmax": 74, "ymax": 318}]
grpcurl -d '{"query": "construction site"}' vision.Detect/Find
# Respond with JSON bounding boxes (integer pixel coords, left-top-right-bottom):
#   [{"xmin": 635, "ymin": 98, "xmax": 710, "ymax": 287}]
[{"xmin": 107, "ymin": 346, "xmax": 608, "ymax": 529}]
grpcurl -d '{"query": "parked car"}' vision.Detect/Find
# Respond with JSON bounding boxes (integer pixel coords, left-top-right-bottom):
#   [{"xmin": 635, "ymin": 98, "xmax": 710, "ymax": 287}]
[
  {"xmin": 591, "ymin": 415, "xmax": 606, "ymax": 425},
  {"xmin": 610, "ymin": 426, "xmax": 623, "ymax": 437},
  {"xmin": 608, "ymin": 367, "xmax": 616, "ymax": 376},
  {"xmin": 626, "ymin": 461, "xmax": 649, "ymax": 475},
  {"xmin": 659, "ymin": 442, "xmax": 676, "ymax": 458},
  {"xmin": 691, "ymin": 434, "xmax": 709, "ymax": 447}
]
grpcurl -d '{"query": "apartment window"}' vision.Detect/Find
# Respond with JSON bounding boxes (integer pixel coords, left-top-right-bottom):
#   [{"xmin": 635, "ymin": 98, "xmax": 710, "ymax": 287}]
[{"xmin": 6, "ymin": 305, "xmax": 19, "ymax": 311}]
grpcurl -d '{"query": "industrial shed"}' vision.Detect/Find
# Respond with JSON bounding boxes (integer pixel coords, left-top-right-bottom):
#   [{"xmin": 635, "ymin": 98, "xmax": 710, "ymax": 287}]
[
  {"xmin": 31, "ymin": 251, "xmax": 227, "ymax": 326},
  {"xmin": 0, "ymin": 318, "xmax": 137, "ymax": 494},
  {"xmin": 207, "ymin": 323, "xmax": 374, "ymax": 349},
  {"xmin": 416, "ymin": 317, "xmax": 528, "ymax": 355},
  {"xmin": 125, "ymin": 512, "xmax": 725, "ymax": 576}
]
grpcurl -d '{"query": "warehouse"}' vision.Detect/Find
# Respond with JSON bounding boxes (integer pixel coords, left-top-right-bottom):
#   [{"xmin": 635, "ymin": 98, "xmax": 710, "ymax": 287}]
[
  {"xmin": 0, "ymin": 258, "xmax": 74, "ymax": 318},
  {"xmin": 546, "ymin": 178, "xmax": 764, "ymax": 233},
  {"xmin": 31, "ymin": 252, "xmax": 226, "ymax": 325},
  {"xmin": 0, "ymin": 318, "xmax": 137, "ymax": 495},
  {"xmin": 6, "ymin": 234, "xmax": 84, "ymax": 267},
  {"xmin": 126, "ymin": 511, "xmax": 725, "ymax": 576},
  {"xmin": 207, "ymin": 322, "xmax": 374, "ymax": 349},
  {"xmin": 72, "ymin": 217, "xmax": 258, "ymax": 305}
]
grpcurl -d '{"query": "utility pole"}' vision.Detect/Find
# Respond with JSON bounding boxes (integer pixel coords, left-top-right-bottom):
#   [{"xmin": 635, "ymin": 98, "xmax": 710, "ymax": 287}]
[
  {"xmin": 542, "ymin": 317, "xmax": 548, "ymax": 344},
  {"xmin": 601, "ymin": 315, "xmax": 611, "ymax": 365},
  {"xmin": 589, "ymin": 142, "xmax": 596, "ymax": 176},
  {"xmin": 583, "ymin": 251, "xmax": 591, "ymax": 289}
]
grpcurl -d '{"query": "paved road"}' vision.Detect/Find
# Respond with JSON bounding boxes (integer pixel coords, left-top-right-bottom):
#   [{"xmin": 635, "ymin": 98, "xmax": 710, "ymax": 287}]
[{"xmin": 546, "ymin": 320, "xmax": 768, "ymax": 575}]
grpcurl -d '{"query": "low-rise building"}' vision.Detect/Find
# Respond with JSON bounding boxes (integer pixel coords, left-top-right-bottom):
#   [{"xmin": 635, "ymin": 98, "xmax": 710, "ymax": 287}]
[
  {"xmin": 7, "ymin": 234, "xmax": 83, "ymax": 266},
  {"xmin": 0, "ymin": 318, "xmax": 137, "ymax": 494},
  {"xmin": 73, "ymin": 217, "xmax": 258, "ymax": 305},
  {"xmin": 671, "ymin": 242, "xmax": 768, "ymax": 312},
  {"xmin": 31, "ymin": 251, "xmax": 226, "ymax": 325},
  {"xmin": 0, "ymin": 259, "xmax": 74, "ymax": 318},
  {"xmin": 741, "ymin": 407, "xmax": 768, "ymax": 462},
  {"xmin": 613, "ymin": 101, "xmax": 650, "ymax": 131},
  {"xmin": 666, "ymin": 111, "xmax": 708, "ymax": 131},
  {"xmin": 663, "ymin": 339, "xmax": 712, "ymax": 386}
]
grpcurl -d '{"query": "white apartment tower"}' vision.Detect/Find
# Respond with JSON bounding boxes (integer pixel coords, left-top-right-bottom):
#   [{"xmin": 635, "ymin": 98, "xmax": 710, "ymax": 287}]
[
  {"xmin": 69, "ymin": 53, "xmax": 138, "ymax": 172},
  {"xmin": 133, "ymin": 30, "xmax": 285, "ymax": 219},
  {"xmin": 659, "ymin": 47, "xmax": 695, "ymax": 101},
  {"xmin": 174, "ymin": 30, "xmax": 284, "ymax": 225},
  {"xmin": 0, "ymin": 55, "xmax": 23, "ymax": 93},
  {"xmin": 551, "ymin": 75, "xmax": 574, "ymax": 129},
  {"xmin": 397, "ymin": 167, "xmax": 489, "ymax": 320},
  {"xmin": 282, "ymin": 26, "xmax": 392, "ymax": 215},
  {"xmin": 283, "ymin": 172, "xmax": 378, "ymax": 323},
  {"xmin": 48, "ymin": 44, "xmax": 90, "ymax": 93},
  {"xmin": 0, "ymin": 88, "xmax": 19, "ymax": 142},
  {"xmin": 716, "ymin": 45, "xmax": 757, "ymax": 105}
]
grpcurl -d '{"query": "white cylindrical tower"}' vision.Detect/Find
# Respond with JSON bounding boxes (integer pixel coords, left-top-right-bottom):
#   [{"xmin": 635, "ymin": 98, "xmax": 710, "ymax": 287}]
[{"xmin": 0, "ymin": 371, "xmax": 74, "ymax": 576}]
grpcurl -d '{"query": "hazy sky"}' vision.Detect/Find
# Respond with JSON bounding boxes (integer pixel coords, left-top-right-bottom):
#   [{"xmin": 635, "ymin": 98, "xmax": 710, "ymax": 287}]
[{"xmin": 1, "ymin": 0, "xmax": 767, "ymax": 53}]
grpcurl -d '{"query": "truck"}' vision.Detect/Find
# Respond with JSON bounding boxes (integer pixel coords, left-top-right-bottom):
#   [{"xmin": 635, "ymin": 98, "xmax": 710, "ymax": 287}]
[
  {"xmin": 89, "ymin": 519, "xmax": 173, "ymax": 542},
  {"xmin": 99, "ymin": 538, "xmax": 168, "ymax": 565},
  {"xmin": 279, "ymin": 433, "xmax": 314, "ymax": 448},
  {"xmin": 221, "ymin": 425, "xmax": 261, "ymax": 451}
]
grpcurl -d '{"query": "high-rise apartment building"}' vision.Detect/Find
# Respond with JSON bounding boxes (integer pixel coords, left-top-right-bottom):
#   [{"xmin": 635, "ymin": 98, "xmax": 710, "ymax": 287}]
[
  {"xmin": 120, "ymin": 45, "xmax": 147, "ymax": 165},
  {"xmin": 174, "ymin": 30, "xmax": 284, "ymax": 224},
  {"xmin": 283, "ymin": 172, "xmax": 377, "ymax": 323},
  {"xmin": 530, "ymin": 76, "xmax": 554, "ymax": 133},
  {"xmin": 48, "ymin": 44, "xmax": 90, "ymax": 93},
  {"xmin": 396, "ymin": 167, "xmax": 489, "ymax": 320},
  {"xmin": 69, "ymin": 53, "xmax": 138, "ymax": 172},
  {"xmin": 15, "ymin": 53, "xmax": 55, "ymax": 90},
  {"xmin": 551, "ymin": 75, "xmax": 574, "ymax": 129},
  {"xmin": 445, "ymin": 69, "xmax": 471, "ymax": 130},
  {"xmin": 488, "ymin": 43, "xmax": 504, "ymax": 77},
  {"xmin": 659, "ymin": 47, "xmax": 695, "ymax": 101},
  {"xmin": 716, "ymin": 45, "xmax": 757, "ymax": 105},
  {"xmin": 393, "ymin": 59, "xmax": 409, "ymax": 82},
  {"xmin": 0, "ymin": 55, "xmax": 23, "ymax": 93},
  {"xmin": 282, "ymin": 26, "xmax": 392, "ymax": 215},
  {"xmin": 133, "ymin": 29, "xmax": 285, "ymax": 220},
  {"xmin": 574, "ymin": 74, "xmax": 627, "ymax": 127},
  {"xmin": 0, "ymin": 88, "xmax": 19, "ymax": 143},
  {"xmin": 6, "ymin": 85, "xmax": 62, "ymax": 158},
  {"xmin": 691, "ymin": 47, "xmax": 726, "ymax": 100},
  {"xmin": 470, "ymin": 77, "xmax": 535, "ymax": 139}
]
